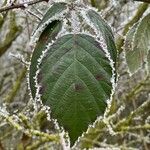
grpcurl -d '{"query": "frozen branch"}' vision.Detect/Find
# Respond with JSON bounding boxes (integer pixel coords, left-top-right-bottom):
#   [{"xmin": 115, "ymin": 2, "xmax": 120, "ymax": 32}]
[
  {"xmin": 121, "ymin": 124, "xmax": 150, "ymax": 131},
  {"xmin": 115, "ymin": 98, "xmax": 150, "ymax": 131},
  {"xmin": 5, "ymin": 115, "xmax": 59, "ymax": 142},
  {"xmin": 0, "ymin": 0, "xmax": 49, "ymax": 13}
]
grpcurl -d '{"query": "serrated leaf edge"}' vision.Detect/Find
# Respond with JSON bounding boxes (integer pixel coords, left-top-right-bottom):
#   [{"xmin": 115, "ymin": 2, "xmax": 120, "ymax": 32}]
[{"xmin": 30, "ymin": 7, "xmax": 68, "ymax": 46}]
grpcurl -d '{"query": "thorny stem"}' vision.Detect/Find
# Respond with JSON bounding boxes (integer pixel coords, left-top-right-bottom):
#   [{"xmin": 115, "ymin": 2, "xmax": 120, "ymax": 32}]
[
  {"xmin": 1, "ymin": 114, "xmax": 60, "ymax": 143},
  {"xmin": 120, "ymin": 124, "xmax": 150, "ymax": 131},
  {"xmin": 18, "ymin": 113, "xmax": 33, "ymax": 129},
  {"xmin": 26, "ymin": 138, "xmax": 50, "ymax": 150},
  {"xmin": 0, "ymin": 0, "xmax": 49, "ymax": 13},
  {"xmin": 115, "ymin": 98, "xmax": 150, "ymax": 131}
]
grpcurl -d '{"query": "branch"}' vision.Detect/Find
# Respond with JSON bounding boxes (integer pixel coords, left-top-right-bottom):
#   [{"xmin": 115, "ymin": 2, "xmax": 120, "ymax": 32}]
[
  {"xmin": 121, "ymin": 124, "xmax": 150, "ymax": 131},
  {"xmin": 0, "ymin": 0, "xmax": 48, "ymax": 13},
  {"xmin": 0, "ymin": 108, "xmax": 60, "ymax": 143},
  {"xmin": 114, "ymin": 98, "xmax": 150, "ymax": 131},
  {"xmin": 26, "ymin": 138, "xmax": 50, "ymax": 150},
  {"xmin": 124, "ymin": 75, "xmax": 150, "ymax": 103},
  {"xmin": 4, "ymin": 115, "xmax": 60, "ymax": 142}
]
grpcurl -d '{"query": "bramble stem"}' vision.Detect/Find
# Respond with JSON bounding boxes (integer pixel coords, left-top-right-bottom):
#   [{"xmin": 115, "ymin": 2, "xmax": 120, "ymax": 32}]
[{"xmin": 0, "ymin": 0, "xmax": 48, "ymax": 13}]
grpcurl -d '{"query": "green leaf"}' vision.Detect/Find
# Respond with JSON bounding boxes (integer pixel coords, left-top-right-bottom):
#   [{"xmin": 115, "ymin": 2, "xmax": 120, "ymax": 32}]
[
  {"xmin": 37, "ymin": 34, "xmax": 113, "ymax": 145},
  {"xmin": 124, "ymin": 23, "xmax": 138, "ymax": 52},
  {"xmin": 125, "ymin": 13, "xmax": 150, "ymax": 74},
  {"xmin": 30, "ymin": 2, "xmax": 67, "ymax": 98},
  {"xmin": 86, "ymin": 10, "xmax": 117, "ymax": 64},
  {"xmin": 29, "ymin": 21, "xmax": 62, "ymax": 98},
  {"xmin": 36, "ymin": 2, "xmax": 66, "ymax": 30}
]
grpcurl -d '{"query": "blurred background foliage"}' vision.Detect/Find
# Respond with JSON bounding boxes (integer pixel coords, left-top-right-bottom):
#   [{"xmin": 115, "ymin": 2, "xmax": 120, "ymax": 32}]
[{"xmin": 0, "ymin": 0, "xmax": 150, "ymax": 149}]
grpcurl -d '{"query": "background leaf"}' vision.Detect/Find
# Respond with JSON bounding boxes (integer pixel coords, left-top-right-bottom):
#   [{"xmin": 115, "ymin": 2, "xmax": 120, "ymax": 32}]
[
  {"xmin": 125, "ymin": 13, "xmax": 150, "ymax": 74},
  {"xmin": 37, "ymin": 34, "xmax": 114, "ymax": 145},
  {"xmin": 124, "ymin": 23, "xmax": 138, "ymax": 52}
]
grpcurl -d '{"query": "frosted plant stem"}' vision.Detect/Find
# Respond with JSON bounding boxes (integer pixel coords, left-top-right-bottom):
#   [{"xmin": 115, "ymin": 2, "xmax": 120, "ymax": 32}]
[
  {"xmin": 0, "ymin": 110, "xmax": 60, "ymax": 143},
  {"xmin": 0, "ymin": 0, "xmax": 48, "ymax": 13}
]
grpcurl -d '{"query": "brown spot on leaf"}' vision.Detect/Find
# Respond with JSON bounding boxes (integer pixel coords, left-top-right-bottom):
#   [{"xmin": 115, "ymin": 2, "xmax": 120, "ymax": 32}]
[
  {"xmin": 39, "ymin": 86, "xmax": 45, "ymax": 94},
  {"xmin": 95, "ymin": 74, "xmax": 103, "ymax": 81},
  {"xmin": 37, "ymin": 72, "xmax": 42, "ymax": 83},
  {"xmin": 74, "ymin": 83, "xmax": 84, "ymax": 92},
  {"xmin": 41, "ymin": 35, "xmax": 49, "ymax": 42}
]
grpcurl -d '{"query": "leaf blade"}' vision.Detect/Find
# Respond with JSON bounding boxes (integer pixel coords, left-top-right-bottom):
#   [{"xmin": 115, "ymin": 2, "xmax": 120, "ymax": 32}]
[
  {"xmin": 36, "ymin": 2, "xmax": 66, "ymax": 30},
  {"xmin": 37, "ymin": 34, "xmax": 113, "ymax": 145},
  {"xmin": 86, "ymin": 10, "xmax": 117, "ymax": 64},
  {"xmin": 126, "ymin": 13, "xmax": 150, "ymax": 74}
]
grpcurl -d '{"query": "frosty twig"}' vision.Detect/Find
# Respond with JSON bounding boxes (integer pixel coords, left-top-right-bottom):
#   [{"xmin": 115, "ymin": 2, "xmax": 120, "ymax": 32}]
[{"xmin": 0, "ymin": 0, "xmax": 49, "ymax": 13}]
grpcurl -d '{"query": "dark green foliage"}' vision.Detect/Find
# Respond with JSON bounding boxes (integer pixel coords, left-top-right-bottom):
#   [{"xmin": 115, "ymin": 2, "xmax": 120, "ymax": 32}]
[
  {"xmin": 87, "ymin": 10, "xmax": 117, "ymax": 63},
  {"xmin": 29, "ymin": 2, "xmax": 67, "ymax": 98},
  {"xmin": 30, "ymin": 21, "xmax": 62, "ymax": 98},
  {"xmin": 125, "ymin": 13, "xmax": 150, "ymax": 74},
  {"xmin": 29, "ymin": 2, "xmax": 117, "ymax": 146},
  {"xmin": 37, "ymin": 34, "xmax": 113, "ymax": 145}
]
